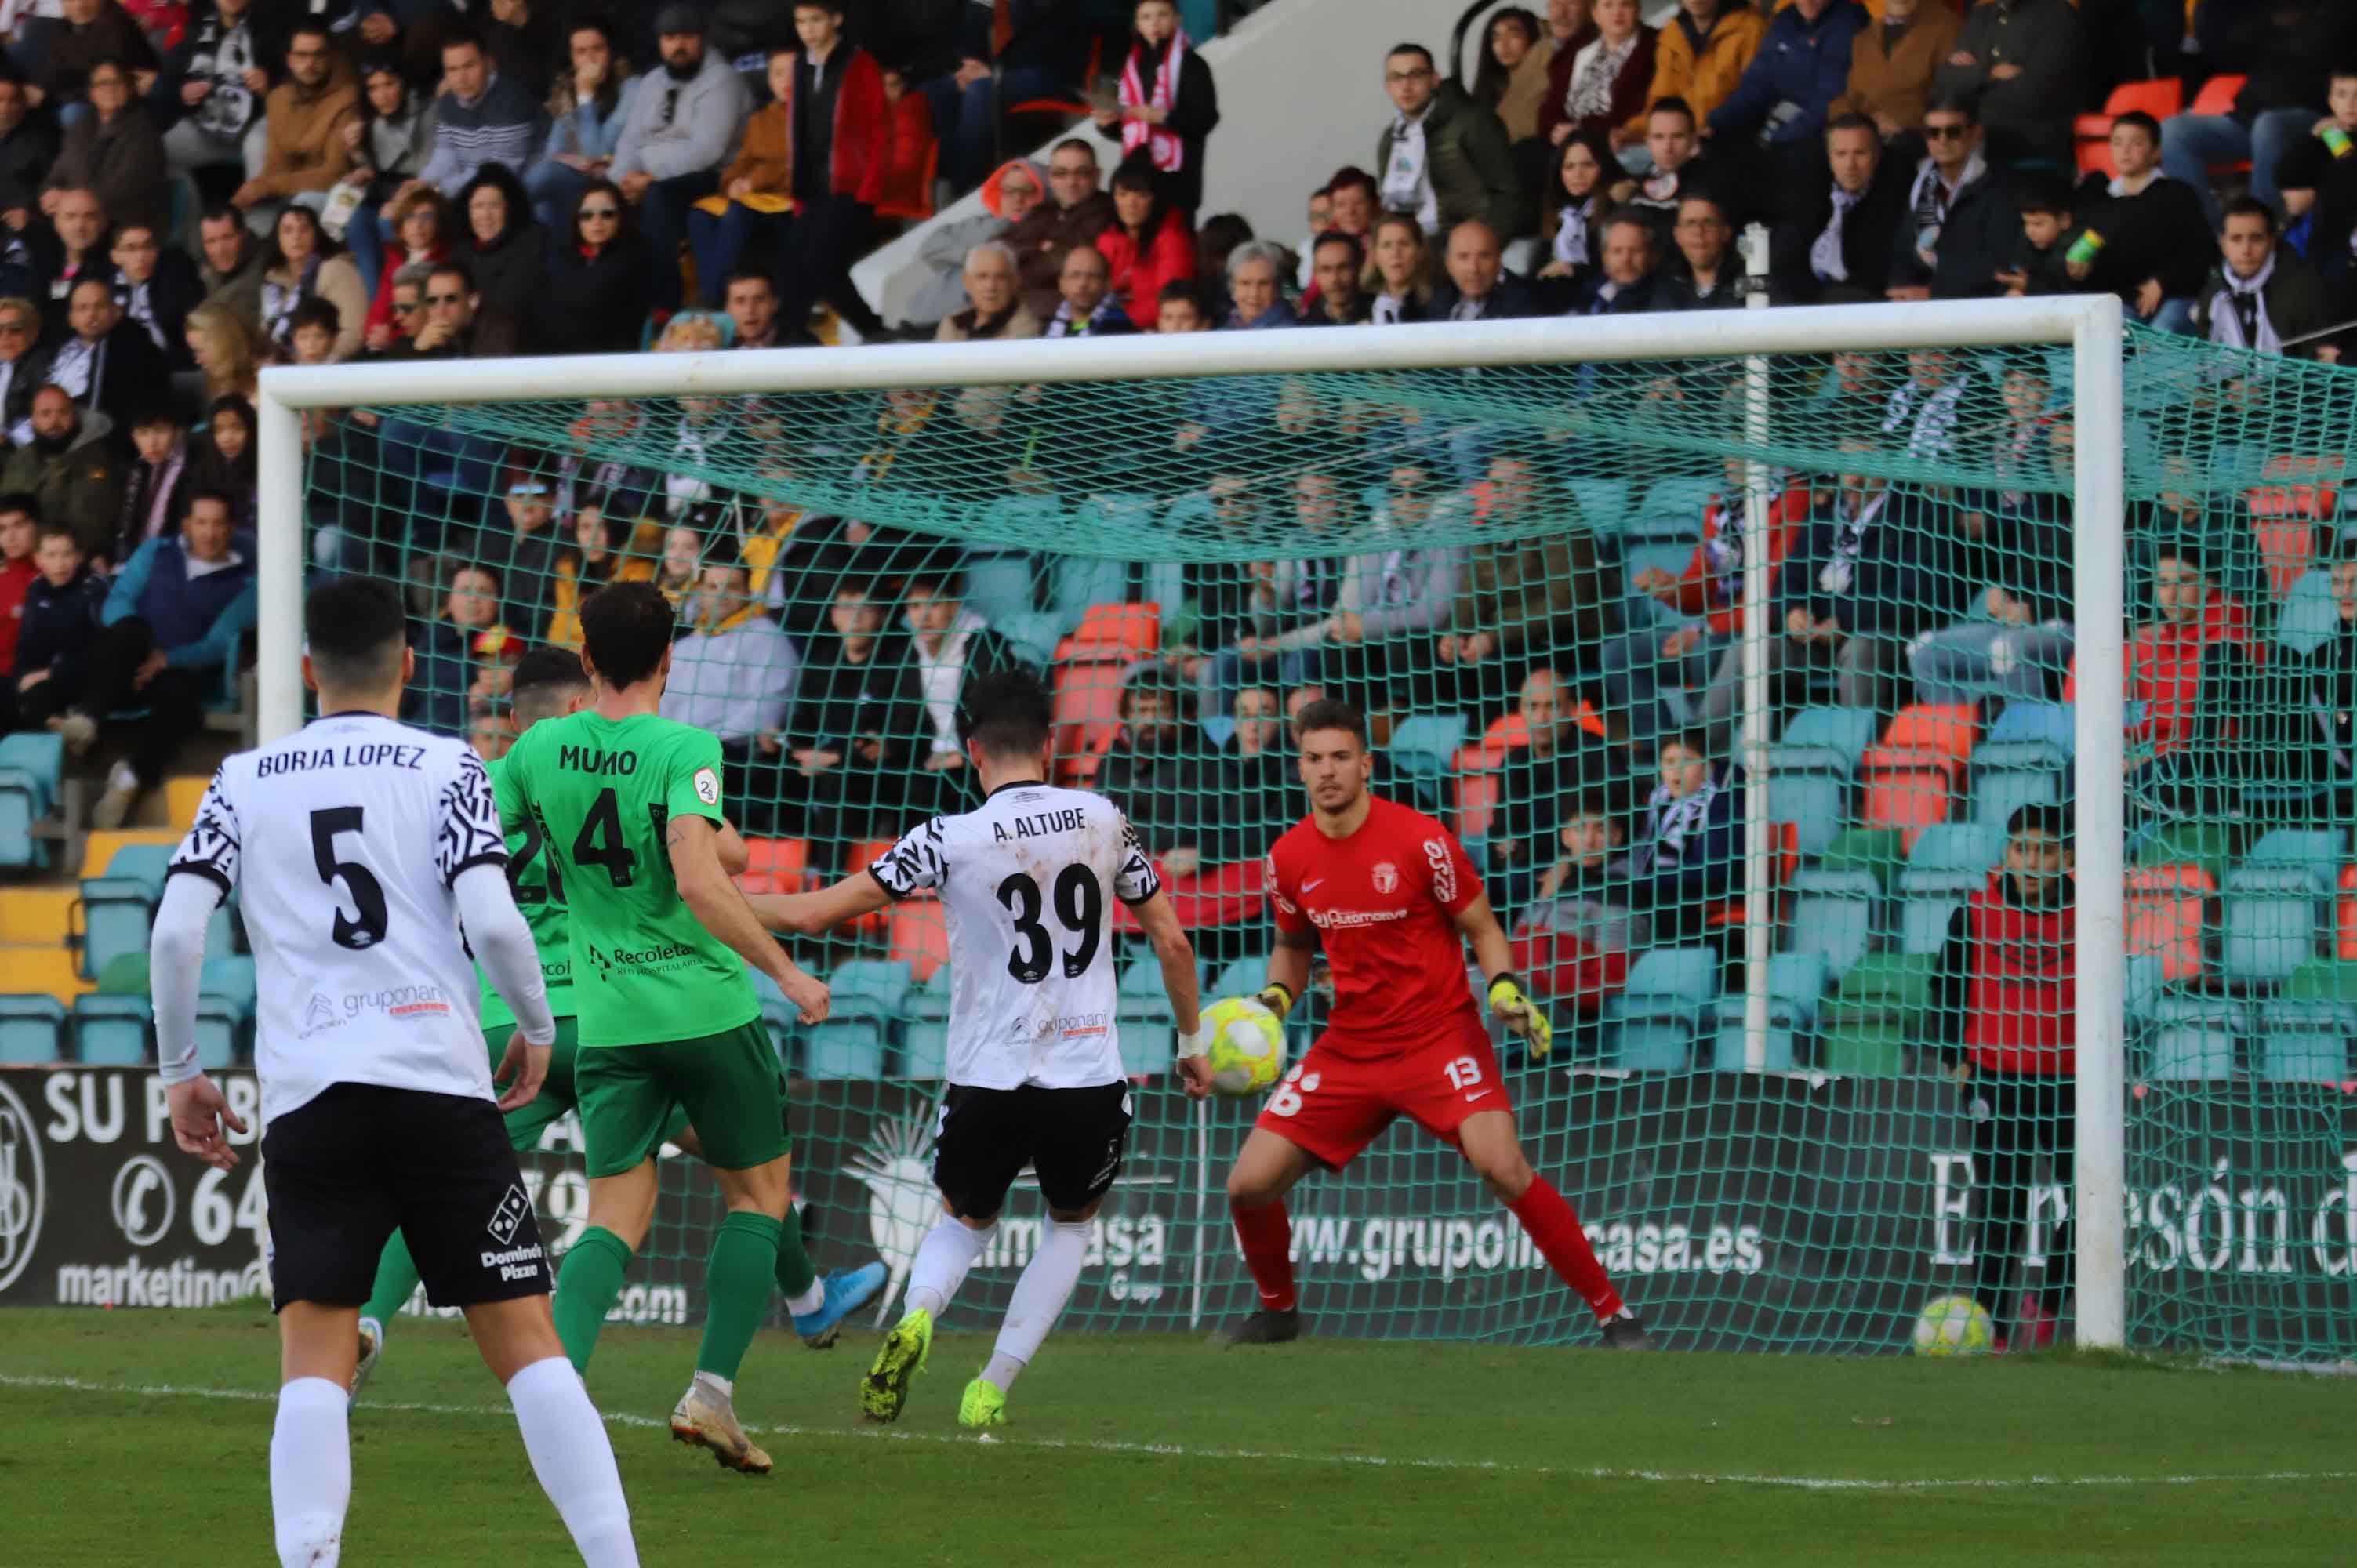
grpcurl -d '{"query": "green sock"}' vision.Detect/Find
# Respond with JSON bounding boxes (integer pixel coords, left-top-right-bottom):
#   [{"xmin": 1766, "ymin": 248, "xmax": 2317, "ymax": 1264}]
[
  {"xmin": 553, "ymin": 1225, "xmax": 633, "ymax": 1375},
  {"xmin": 360, "ymin": 1230, "xmax": 423, "ymax": 1330},
  {"xmin": 698, "ymin": 1211, "xmax": 784, "ymax": 1381},
  {"xmin": 773, "ymin": 1205, "xmax": 817, "ymax": 1303}
]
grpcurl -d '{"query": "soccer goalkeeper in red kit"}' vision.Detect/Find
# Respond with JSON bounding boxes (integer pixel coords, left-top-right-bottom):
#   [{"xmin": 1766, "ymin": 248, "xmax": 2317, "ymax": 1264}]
[{"xmin": 1182, "ymin": 700, "xmax": 1653, "ymax": 1349}]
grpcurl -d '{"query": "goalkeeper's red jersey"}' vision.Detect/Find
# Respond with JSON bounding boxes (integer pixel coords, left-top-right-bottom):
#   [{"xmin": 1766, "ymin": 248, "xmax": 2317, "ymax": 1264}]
[{"xmin": 1265, "ymin": 795, "xmax": 1487, "ymax": 1059}]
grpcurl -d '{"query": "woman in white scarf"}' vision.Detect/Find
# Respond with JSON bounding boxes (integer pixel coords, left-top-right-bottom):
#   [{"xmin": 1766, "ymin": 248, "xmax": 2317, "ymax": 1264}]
[{"xmin": 1537, "ymin": 129, "xmax": 1614, "ymax": 290}]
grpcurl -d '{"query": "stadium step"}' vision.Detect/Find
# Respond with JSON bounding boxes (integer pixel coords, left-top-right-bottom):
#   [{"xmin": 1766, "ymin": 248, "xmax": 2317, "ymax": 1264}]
[
  {"xmin": 0, "ymin": 887, "xmax": 74, "ymax": 946},
  {"xmin": 0, "ymin": 943, "xmax": 93, "ymax": 1004},
  {"xmin": 165, "ymin": 775, "xmax": 209, "ymax": 832},
  {"xmin": 78, "ymin": 829, "xmax": 180, "ymax": 880}
]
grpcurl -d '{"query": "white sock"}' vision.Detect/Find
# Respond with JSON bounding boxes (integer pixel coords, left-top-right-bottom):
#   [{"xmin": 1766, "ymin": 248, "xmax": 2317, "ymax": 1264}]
[
  {"xmin": 271, "ymin": 1377, "xmax": 350, "ymax": 1568},
  {"xmin": 692, "ymin": 1370, "xmax": 732, "ymax": 1400},
  {"xmin": 904, "ymin": 1218, "xmax": 995, "ymax": 1319},
  {"xmin": 984, "ymin": 1219, "xmax": 1089, "ymax": 1393},
  {"xmin": 783, "ymin": 1279, "xmax": 825, "ymax": 1317},
  {"xmin": 507, "ymin": 1356, "xmax": 639, "ymax": 1568}
]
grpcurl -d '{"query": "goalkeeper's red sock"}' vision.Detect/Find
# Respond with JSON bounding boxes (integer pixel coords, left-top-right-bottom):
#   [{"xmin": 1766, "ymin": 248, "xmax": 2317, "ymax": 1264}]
[
  {"xmin": 1229, "ymin": 1200, "xmax": 1297, "ymax": 1312},
  {"xmin": 1509, "ymin": 1177, "xmax": 1625, "ymax": 1320}
]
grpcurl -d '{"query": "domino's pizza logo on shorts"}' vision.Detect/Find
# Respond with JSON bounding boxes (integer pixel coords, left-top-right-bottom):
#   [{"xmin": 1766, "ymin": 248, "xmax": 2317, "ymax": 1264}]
[{"xmin": 486, "ymin": 1183, "xmax": 530, "ymax": 1246}]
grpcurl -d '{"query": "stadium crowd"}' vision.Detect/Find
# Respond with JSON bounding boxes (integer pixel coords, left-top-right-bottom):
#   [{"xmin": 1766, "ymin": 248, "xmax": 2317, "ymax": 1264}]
[{"xmin": 0, "ymin": 0, "xmax": 2342, "ymax": 1058}]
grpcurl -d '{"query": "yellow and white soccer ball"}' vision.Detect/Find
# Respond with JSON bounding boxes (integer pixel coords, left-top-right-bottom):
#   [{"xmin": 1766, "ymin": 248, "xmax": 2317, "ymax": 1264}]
[
  {"xmin": 1200, "ymin": 996, "xmax": 1287, "ymax": 1097},
  {"xmin": 1912, "ymin": 1294, "xmax": 1994, "ymax": 1357}
]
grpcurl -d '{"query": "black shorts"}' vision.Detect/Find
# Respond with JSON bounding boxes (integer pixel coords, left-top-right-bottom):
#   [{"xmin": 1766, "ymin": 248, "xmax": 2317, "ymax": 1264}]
[
  {"xmin": 263, "ymin": 1081, "xmax": 550, "ymax": 1313},
  {"xmin": 932, "ymin": 1081, "xmax": 1133, "ymax": 1221}
]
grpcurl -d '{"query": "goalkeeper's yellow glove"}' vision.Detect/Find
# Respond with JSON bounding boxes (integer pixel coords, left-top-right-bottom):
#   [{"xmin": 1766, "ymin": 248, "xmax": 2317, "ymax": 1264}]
[
  {"xmin": 1487, "ymin": 973, "xmax": 1552, "ymax": 1059},
  {"xmin": 1253, "ymin": 981, "xmax": 1296, "ymax": 1020}
]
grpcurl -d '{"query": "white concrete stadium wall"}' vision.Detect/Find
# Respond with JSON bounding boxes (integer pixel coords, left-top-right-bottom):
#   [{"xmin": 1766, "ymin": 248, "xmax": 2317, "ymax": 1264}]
[{"xmin": 852, "ymin": 0, "xmax": 1491, "ymax": 327}]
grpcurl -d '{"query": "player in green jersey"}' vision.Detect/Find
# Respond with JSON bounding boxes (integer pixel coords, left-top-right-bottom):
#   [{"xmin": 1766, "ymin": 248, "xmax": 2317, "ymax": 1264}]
[
  {"xmin": 349, "ymin": 648, "xmax": 883, "ymax": 1406},
  {"xmin": 497, "ymin": 583, "xmax": 833, "ymax": 1476}
]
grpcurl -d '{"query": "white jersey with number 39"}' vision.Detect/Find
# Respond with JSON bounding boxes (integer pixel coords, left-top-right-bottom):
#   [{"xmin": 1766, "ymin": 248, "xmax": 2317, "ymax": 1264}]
[
  {"xmin": 868, "ymin": 781, "xmax": 1161, "ymax": 1091},
  {"xmin": 165, "ymin": 712, "xmax": 512, "ymax": 1122}
]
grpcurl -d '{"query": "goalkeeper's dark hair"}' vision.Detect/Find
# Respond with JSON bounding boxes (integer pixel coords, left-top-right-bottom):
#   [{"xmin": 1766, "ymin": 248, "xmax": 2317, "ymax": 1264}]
[
  {"xmin": 957, "ymin": 667, "xmax": 1052, "ymax": 760},
  {"xmin": 510, "ymin": 645, "xmax": 590, "ymax": 723},
  {"xmin": 1291, "ymin": 697, "xmax": 1367, "ymax": 750},
  {"xmin": 577, "ymin": 580, "xmax": 677, "ymax": 690},
  {"xmin": 306, "ymin": 575, "xmax": 408, "ymax": 691}
]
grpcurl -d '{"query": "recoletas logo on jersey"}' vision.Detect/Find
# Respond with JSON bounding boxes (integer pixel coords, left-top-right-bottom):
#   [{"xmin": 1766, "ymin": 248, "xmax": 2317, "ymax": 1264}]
[
  {"xmin": 1371, "ymin": 862, "xmax": 1399, "ymax": 894},
  {"xmin": 693, "ymin": 766, "xmax": 721, "ymax": 807}
]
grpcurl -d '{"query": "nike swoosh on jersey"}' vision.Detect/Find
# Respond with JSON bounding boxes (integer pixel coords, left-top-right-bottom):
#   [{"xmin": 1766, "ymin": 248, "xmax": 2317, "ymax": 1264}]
[
  {"xmin": 1465, "ymin": 1090, "xmax": 1494, "ymax": 1102},
  {"xmin": 1302, "ymin": 878, "xmax": 1327, "ymax": 892}
]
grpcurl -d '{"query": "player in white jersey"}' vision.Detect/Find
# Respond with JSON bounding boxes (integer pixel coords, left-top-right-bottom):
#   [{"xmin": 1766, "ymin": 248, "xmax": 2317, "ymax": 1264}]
[
  {"xmin": 751, "ymin": 668, "xmax": 1207, "ymax": 1429},
  {"xmin": 152, "ymin": 577, "xmax": 638, "ymax": 1568}
]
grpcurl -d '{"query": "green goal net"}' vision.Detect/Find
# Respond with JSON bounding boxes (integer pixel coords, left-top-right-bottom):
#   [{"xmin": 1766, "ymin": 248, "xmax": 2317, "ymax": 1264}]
[{"xmin": 284, "ymin": 319, "xmax": 2357, "ymax": 1359}]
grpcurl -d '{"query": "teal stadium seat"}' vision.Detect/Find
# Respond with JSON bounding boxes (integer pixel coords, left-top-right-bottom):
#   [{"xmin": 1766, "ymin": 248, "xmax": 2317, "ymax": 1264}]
[
  {"xmin": 2138, "ymin": 997, "xmax": 2238, "ymax": 1080},
  {"xmin": 75, "ymin": 844, "xmax": 176, "ymax": 980},
  {"xmin": 0, "ymin": 731, "xmax": 64, "ymax": 869},
  {"xmin": 1603, "ymin": 947, "xmax": 1716, "ymax": 1070},
  {"xmin": 900, "ymin": 966, "xmax": 954, "ymax": 1080},
  {"xmin": 1769, "ymin": 708, "xmax": 1879, "ymax": 858},
  {"xmin": 1786, "ymin": 868, "xmax": 1879, "ymax": 980},
  {"xmin": 72, "ymin": 993, "xmax": 154, "ymax": 1066},
  {"xmin": 2261, "ymin": 1000, "xmax": 2350, "ymax": 1083},
  {"xmin": 805, "ymin": 960, "xmax": 910, "ymax": 1080},
  {"xmin": 0, "ymin": 995, "xmax": 67, "ymax": 1063}
]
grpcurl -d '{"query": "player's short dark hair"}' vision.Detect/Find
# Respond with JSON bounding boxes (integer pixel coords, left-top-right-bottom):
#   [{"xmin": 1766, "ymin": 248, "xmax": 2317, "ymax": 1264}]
[
  {"xmin": 957, "ymin": 667, "xmax": 1052, "ymax": 759},
  {"xmin": 2112, "ymin": 109, "xmax": 2161, "ymax": 144},
  {"xmin": 2016, "ymin": 171, "xmax": 2076, "ymax": 219},
  {"xmin": 510, "ymin": 645, "xmax": 589, "ymax": 722},
  {"xmin": 1661, "ymin": 728, "xmax": 1715, "ymax": 760},
  {"xmin": 2007, "ymin": 802, "xmax": 2070, "ymax": 846},
  {"xmin": 1292, "ymin": 697, "xmax": 1367, "ymax": 750},
  {"xmin": 722, "ymin": 265, "xmax": 775, "ymax": 296},
  {"xmin": 577, "ymin": 580, "xmax": 677, "ymax": 690},
  {"xmin": 307, "ymin": 575, "xmax": 408, "ymax": 691},
  {"xmin": 288, "ymin": 296, "xmax": 342, "ymax": 339},
  {"xmin": 32, "ymin": 521, "xmax": 78, "ymax": 550}
]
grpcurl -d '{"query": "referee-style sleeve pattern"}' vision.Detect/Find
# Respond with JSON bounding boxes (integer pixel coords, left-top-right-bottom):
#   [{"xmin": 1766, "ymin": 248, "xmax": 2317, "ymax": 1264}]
[
  {"xmin": 165, "ymin": 766, "xmax": 242, "ymax": 894},
  {"xmin": 870, "ymin": 817, "xmax": 946, "ymax": 901},
  {"xmin": 437, "ymin": 750, "xmax": 510, "ymax": 887},
  {"xmin": 1113, "ymin": 814, "xmax": 1163, "ymax": 906}
]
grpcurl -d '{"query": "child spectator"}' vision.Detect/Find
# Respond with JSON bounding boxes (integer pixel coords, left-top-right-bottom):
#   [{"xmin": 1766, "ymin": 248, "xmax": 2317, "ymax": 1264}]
[
  {"xmin": 2065, "ymin": 111, "xmax": 2209, "ymax": 332},
  {"xmin": 10, "ymin": 520, "xmax": 106, "ymax": 731},
  {"xmin": 1996, "ymin": 172, "xmax": 2075, "ymax": 298},
  {"xmin": 772, "ymin": 2, "xmax": 892, "ymax": 346},
  {"xmin": 1154, "ymin": 278, "xmax": 1210, "ymax": 333},
  {"xmin": 2275, "ymin": 65, "xmax": 2357, "ymax": 287},
  {"xmin": 1516, "ymin": 803, "xmax": 1640, "ymax": 1023},
  {"xmin": 1617, "ymin": 729, "xmax": 1741, "ymax": 947},
  {"xmin": 191, "ymin": 392, "xmax": 254, "ymax": 528},
  {"xmin": 1932, "ymin": 801, "xmax": 2076, "ymax": 1355},
  {"xmin": 285, "ymin": 294, "xmax": 340, "ymax": 365},
  {"xmin": 0, "ymin": 500, "xmax": 33, "ymax": 725}
]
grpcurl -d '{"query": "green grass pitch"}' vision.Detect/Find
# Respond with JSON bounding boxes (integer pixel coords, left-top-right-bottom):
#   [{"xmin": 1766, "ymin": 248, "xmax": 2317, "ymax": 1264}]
[{"xmin": 2, "ymin": 1308, "xmax": 2350, "ymax": 1565}]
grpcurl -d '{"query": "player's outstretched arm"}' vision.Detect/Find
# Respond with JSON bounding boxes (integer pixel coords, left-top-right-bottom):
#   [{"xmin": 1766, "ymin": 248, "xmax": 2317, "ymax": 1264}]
[
  {"xmin": 1132, "ymin": 889, "xmax": 1206, "ymax": 1092},
  {"xmin": 745, "ymin": 871, "xmax": 892, "ymax": 938},
  {"xmin": 1452, "ymin": 892, "xmax": 1552, "ymax": 1059},
  {"xmin": 669, "ymin": 813, "xmax": 831, "ymax": 1022},
  {"xmin": 151, "ymin": 873, "xmax": 249, "ymax": 1169}
]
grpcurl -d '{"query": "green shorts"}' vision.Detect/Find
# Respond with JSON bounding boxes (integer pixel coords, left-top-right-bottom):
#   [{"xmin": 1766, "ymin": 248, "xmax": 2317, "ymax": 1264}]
[
  {"xmin": 490, "ymin": 1018, "xmax": 579, "ymax": 1153},
  {"xmin": 576, "ymin": 1020, "xmax": 788, "ymax": 1179}
]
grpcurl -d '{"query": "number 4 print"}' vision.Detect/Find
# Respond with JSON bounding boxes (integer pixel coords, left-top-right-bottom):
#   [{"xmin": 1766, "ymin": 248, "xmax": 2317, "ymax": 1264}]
[{"xmin": 1442, "ymin": 1056, "xmax": 1483, "ymax": 1091}]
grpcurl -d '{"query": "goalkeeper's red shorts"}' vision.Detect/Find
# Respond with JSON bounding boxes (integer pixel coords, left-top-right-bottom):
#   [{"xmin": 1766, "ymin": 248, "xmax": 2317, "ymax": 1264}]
[{"xmin": 1251, "ymin": 1018, "xmax": 1508, "ymax": 1168}]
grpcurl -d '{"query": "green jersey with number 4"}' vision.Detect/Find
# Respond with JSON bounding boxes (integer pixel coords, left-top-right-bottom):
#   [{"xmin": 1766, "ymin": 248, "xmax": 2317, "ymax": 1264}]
[
  {"xmin": 496, "ymin": 710, "xmax": 757, "ymax": 1047},
  {"xmin": 478, "ymin": 755, "xmax": 575, "ymax": 1031}
]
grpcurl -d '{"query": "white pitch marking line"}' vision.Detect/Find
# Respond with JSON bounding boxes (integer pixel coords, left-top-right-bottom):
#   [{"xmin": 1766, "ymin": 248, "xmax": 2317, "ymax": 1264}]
[{"xmin": 3, "ymin": 1370, "xmax": 2350, "ymax": 1493}]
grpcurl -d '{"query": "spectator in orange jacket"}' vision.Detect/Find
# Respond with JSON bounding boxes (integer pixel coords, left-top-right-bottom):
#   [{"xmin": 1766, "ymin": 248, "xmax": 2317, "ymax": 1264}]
[
  {"xmin": 1096, "ymin": 159, "xmax": 1193, "ymax": 329},
  {"xmin": 1628, "ymin": 0, "xmax": 1766, "ymax": 163}
]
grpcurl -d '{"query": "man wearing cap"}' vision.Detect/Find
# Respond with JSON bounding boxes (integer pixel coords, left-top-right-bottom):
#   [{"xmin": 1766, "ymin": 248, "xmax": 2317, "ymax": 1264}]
[
  {"xmin": 475, "ymin": 463, "xmax": 564, "ymax": 638},
  {"xmin": 611, "ymin": 4, "xmax": 754, "ymax": 314}
]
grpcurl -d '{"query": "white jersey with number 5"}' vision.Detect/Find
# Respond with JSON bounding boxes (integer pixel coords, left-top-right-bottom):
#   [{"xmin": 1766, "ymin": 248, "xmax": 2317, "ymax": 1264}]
[
  {"xmin": 165, "ymin": 711, "xmax": 512, "ymax": 1122},
  {"xmin": 868, "ymin": 781, "xmax": 1161, "ymax": 1091}
]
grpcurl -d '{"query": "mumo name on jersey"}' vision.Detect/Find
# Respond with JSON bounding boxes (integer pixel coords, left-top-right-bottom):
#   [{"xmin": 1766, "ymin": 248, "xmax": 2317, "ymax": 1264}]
[
  {"xmin": 992, "ymin": 808, "xmax": 1088, "ymax": 841},
  {"xmin": 559, "ymin": 745, "xmax": 637, "ymax": 775},
  {"xmin": 255, "ymin": 743, "xmax": 427, "ymax": 778}
]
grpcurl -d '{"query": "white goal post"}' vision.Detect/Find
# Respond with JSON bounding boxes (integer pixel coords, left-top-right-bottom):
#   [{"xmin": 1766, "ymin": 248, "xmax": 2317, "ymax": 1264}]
[{"xmin": 255, "ymin": 294, "xmax": 2131, "ymax": 1348}]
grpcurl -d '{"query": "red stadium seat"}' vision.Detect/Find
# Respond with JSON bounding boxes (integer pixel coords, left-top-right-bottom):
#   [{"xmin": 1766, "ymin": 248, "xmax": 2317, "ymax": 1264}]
[
  {"xmin": 1057, "ymin": 603, "xmax": 1160, "ymax": 664},
  {"xmin": 2190, "ymin": 74, "xmax": 2251, "ymax": 175},
  {"xmin": 736, "ymin": 837, "xmax": 811, "ymax": 896},
  {"xmin": 1051, "ymin": 660, "xmax": 1128, "ymax": 785},
  {"xmin": 887, "ymin": 894, "xmax": 951, "ymax": 982},
  {"xmin": 2250, "ymin": 517, "xmax": 2318, "ymax": 601},
  {"xmin": 1449, "ymin": 746, "xmax": 1508, "ymax": 841},
  {"xmin": 1858, "ymin": 752, "xmax": 1954, "ymax": 853},
  {"xmin": 2073, "ymin": 78, "xmax": 2184, "ymax": 178},
  {"xmin": 2337, "ymin": 863, "xmax": 2357, "ymax": 961},
  {"xmin": 1877, "ymin": 703, "xmax": 1980, "ymax": 773},
  {"xmin": 844, "ymin": 836, "xmax": 899, "ymax": 935},
  {"xmin": 1704, "ymin": 822, "xmax": 1800, "ymax": 931},
  {"xmin": 2127, "ymin": 863, "xmax": 2211, "ymax": 983}
]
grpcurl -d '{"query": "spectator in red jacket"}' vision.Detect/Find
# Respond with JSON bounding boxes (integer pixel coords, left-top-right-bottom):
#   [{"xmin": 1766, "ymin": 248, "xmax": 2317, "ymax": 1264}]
[
  {"xmin": 1932, "ymin": 800, "xmax": 2075, "ymax": 1354},
  {"xmin": 2122, "ymin": 539, "xmax": 2259, "ymax": 760},
  {"xmin": 1096, "ymin": 159, "xmax": 1193, "ymax": 329},
  {"xmin": 0, "ymin": 499, "xmax": 35, "ymax": 724},
  {"xmin": 873, "ymin": 64, "xmax": 935, "ymax": 221},
  {"xmin": 774, "ymin": 2, "xmax": 891, "ymax": 344}
]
